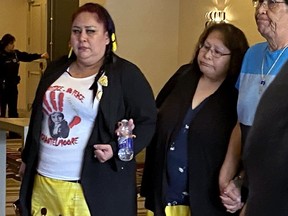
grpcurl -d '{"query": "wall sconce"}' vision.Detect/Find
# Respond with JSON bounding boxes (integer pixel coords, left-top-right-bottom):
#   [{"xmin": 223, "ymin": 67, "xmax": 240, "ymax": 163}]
[{"xmin": 205, "ymin": 10, "xmax": 226, "ymax": 27}]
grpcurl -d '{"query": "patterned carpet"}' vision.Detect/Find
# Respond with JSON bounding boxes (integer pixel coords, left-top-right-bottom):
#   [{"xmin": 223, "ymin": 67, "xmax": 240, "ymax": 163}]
[
  {"xmin": 6, "ymin": 139, "xmax": 147, "ymax": 216},
  {"xmin": 6, "ymin": 178, "xmax": 21, "ymax": 216},
  {"xmin": 6, "ymin": 139, "xmax": 22, "ymax": 216}
]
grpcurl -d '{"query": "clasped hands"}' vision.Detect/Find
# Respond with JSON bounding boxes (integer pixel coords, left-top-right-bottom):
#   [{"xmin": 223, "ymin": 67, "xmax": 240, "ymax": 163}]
[{"xmin": 220, "ymin": 178, "xmax": 244, "ymax": 213}]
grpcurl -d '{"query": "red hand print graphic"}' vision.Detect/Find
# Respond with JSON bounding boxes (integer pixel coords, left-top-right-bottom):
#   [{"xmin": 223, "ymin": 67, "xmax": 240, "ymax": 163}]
[
  {"xmin": 43, "ymin": 91, "xmax": 63, "ymax": 114},
  {"xmin": 69, "ymin": 116, "xmax": 81, "ymax": 128},
  {"xmin": 43, "ymin": 90, "xmax": 81, "ymax": 133}
]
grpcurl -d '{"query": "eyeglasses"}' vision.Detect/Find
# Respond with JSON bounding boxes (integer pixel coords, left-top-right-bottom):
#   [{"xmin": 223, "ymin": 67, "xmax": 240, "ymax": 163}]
[
  {"xmin": 255, "ymin": 0, "xmax": 287, "ymax": 10},
  {"xmin": 199, "ymin": 43, "xmax": 231, "ymax": 58}
]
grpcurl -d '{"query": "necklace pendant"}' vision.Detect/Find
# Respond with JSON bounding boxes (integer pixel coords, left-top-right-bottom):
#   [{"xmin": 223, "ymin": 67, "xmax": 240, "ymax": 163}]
[
  {"xmin": 260, "ymin": 45, "xmax": 288, "ymax": 94},
  {"xmin": 260, "ymin": 80, "xmax": 266, "ymax": 86},
  {"xmin": 259, "ymin": 80, "xmax": 265, "ymax": 94}
]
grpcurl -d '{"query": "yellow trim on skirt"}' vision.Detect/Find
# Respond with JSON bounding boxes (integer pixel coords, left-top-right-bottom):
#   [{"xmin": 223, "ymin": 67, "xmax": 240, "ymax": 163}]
[
  {"xmin": 31, "ymin": 174, "xmax": 90, "ymax": 216},
  {"xmin": 147, "ymin": 205, "xmax": 191, "ymax": 216}
]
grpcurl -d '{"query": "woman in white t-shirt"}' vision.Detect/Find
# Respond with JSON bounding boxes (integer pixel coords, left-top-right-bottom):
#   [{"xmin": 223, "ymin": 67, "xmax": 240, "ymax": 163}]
[{"xmin": 18, "ymin": 3, "xmax": 157, "ymax": 216}]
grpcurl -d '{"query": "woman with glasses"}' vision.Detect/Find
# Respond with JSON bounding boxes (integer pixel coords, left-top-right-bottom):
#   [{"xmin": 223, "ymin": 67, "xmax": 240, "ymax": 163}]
[
  {"xmin": 219, "ymin": 0, "xmax": 288, "ymax": 215},
  {"xmin": 140, "ymin": 23, "xmax": 249, "ymax": 216}
]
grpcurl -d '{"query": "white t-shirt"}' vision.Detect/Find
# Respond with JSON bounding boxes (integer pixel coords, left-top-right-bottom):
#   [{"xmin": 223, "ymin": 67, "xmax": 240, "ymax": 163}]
[{"xmin": 37, "ymin": 71, "xmax": 102, "ymax": 180}]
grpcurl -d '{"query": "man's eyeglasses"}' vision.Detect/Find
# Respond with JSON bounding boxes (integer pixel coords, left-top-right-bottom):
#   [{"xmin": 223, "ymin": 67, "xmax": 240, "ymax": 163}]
[
  {"xmin": 199, "ymin": 43, "xmax": 231, "ymax": 58},
  {"xmin": 254, "ymin": 0, "xmax": 287, "ymax": 10}
]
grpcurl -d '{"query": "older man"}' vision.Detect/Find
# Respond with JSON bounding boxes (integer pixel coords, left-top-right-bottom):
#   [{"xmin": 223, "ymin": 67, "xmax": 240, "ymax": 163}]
[{"xmin": 219, "ymin": 0, "xmax": 288, "ymax": 214}]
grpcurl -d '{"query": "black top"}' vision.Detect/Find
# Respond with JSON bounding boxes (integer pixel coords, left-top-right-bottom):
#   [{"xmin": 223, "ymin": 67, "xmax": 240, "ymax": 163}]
[
  {"xmin": 166, "ymin": 101, "xmax": 206, "ymax": 206},
  {"xmin": 0, "ymin": 50, "xmax": 41, "ymax": 86}
]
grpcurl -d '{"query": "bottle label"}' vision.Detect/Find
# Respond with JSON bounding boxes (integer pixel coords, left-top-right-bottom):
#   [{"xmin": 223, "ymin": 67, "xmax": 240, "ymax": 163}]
[{"xmin": 118, "ymin": 137, "xmax": 133, "ymax": 149}]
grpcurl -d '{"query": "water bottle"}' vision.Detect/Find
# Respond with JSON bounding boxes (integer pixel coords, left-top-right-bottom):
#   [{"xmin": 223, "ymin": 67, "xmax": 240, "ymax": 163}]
[{"xmin": 117, "ymin": 119, "xmax": 134, "ymax": 161}]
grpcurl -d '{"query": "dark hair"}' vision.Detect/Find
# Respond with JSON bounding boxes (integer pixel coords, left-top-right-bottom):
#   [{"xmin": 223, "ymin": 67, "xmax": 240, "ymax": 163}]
[
  {"xmin": 71, "ymin": 3, "xmax": 116, "ymax": 98},
  {"xmin": 71, "ymin": 3, "xmax": 116, "ymax": 56},
  {"xmin": 0, "ymin": 34, "xmax": 15, "ymax": 51},
  {"xmin": 191, "ymin": 23, "xmax": 249, "ymax": 84}
]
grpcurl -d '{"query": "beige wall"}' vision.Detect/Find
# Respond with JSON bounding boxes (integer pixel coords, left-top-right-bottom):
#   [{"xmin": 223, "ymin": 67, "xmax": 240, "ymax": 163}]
[
  {"xmin": 178, "ymin": 0, "xmax": 265, "ymax": 65},
  {"xmin": 81, "ymin": 0, "xmax": 180, "ymax": 96},
  {"xmin": 0, "ymin": 0, "xmax": 266, "ymax": 112},
  {"xmin": 0, "ymin": 0, "xmax": 27, "ymax": 50}
]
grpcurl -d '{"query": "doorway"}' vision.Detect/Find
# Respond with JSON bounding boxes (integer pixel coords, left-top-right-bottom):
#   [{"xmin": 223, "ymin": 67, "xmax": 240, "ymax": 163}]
[
  {"xmin": 26, "ymin": 0, "xmax": 47, "ymax": 112},
  {"xmin": 26, "ymin": 0, "xmax": 79, "ymax": 112}
]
